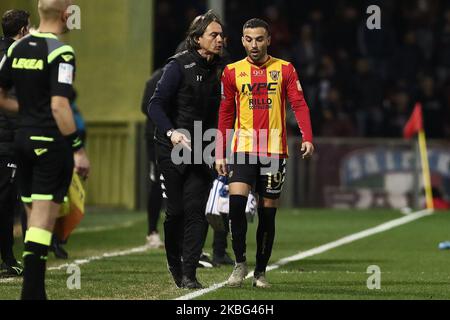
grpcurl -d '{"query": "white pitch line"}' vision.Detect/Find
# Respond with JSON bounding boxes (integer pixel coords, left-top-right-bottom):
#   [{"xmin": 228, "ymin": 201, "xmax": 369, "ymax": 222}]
[
  {"xmin": 175, "ymin": 209, "xmax": 433, "ymax": 301},
  {"xmin": 0, "ymin": 278, "xmax": 16, "ymax": 283},
  {"xmin": 0, "ymin": 245, "xmax": 150, "ymax": 284},
  {"xmin": 73, "ymin": 219, "xmax": 144, "ymax": 234},
  {"xmin": 47, "ymin": 245, "xmax": 149, "ymax": 271},
  {"xmin": 0, "ymin": 219, "xmax": 146, "ymax": 285}
]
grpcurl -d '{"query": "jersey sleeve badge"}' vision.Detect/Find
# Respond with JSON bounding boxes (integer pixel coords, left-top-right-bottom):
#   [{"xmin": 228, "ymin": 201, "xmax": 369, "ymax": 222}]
[{"xmin": 58, "ymin": 63, "xmax": 74, "ymax": 85}]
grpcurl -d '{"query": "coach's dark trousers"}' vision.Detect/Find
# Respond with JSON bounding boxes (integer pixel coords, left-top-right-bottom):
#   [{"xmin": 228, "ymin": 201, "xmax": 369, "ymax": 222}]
[
  {"xmin": 158, "ymin": 151, "xmax": 212, "ymax": 279},
  {"xmin": 0, "ymin": 156, "xmax": 18, "ymax": 264}
]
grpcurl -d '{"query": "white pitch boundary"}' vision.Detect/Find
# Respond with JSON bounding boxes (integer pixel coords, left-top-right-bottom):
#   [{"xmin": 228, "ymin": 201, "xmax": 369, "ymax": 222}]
[
  {"xmin": 47, "ymin": 245, "xmax": 149, "ymax": 271},
  {"xmin": 0, "ymin": 219, "xmax": 146, "ymax": 284},
  {"xmin": 0, "ymin": 278, "xmax": 16, "ymax": 283},
  {"xmin": 73, "ymin": 219, "xmax": 145, "ymax": 234},
  {"xmin": 175, "ymin": 209, "xmax": 433, "ymax": 301},
  {"xmin": 0, "ymin": 246, "xmax": 150, "ymax": 284}
]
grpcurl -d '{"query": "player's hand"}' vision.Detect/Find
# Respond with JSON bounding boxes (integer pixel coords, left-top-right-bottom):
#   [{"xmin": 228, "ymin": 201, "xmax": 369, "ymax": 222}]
[
  {"xmin": 74, "ymin": 148, "xmax": 90, "ymax": 180},
  {"xmin": 0, "ymin": 88, "xmax": 19, "ymax": 113},
  {"xmin": 301, "ymin": 142, "xmax": 315, "ymax": 159},
  {"xmin": 215, "ymin": 158, "xmax": 228, "ymax": 176},
  {"xmin": 171, "ymin": 130, "xmax": 192, "ymax": 152}
]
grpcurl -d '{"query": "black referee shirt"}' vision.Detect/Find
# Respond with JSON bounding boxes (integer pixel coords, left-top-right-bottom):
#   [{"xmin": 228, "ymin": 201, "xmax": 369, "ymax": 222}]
[{"xmin": 0, "ymin": 31, "xmax": 75, "ymax": 129}]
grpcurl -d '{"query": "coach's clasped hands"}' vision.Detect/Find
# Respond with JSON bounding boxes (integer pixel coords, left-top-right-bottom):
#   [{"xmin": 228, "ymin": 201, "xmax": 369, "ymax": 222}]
[
  {"xmin": 301, "ymin": 142, "xmax": 315, "ymax": 159},
  {"xmin": 171, "ymin": 130, "xmax": 192, "ymax": 152}
]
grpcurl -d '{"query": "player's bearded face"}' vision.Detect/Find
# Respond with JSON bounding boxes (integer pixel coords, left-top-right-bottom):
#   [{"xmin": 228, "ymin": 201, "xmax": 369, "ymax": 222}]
[{"xmin": 242, "ymin": 27, "xmax": 271, "ymax": 63}]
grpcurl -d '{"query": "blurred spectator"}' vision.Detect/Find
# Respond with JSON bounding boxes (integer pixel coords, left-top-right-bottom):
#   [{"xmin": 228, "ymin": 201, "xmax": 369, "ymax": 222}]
[
  {"xmin": 49, "ymin": 89, "xmax": 87, "ymax": 260},
  {"xmin": 70, "ymin": 90, "xmax": 86, "ymax": 143},
  {"xmin": 357, "ymin": 1, "xmax": 396, "ymax": 79},
  {"xmin": 352, "ymin": 58, "xmax": 384, "ymax": 137},
  {"xmin": 391, "ymin": 31, "xmax": 424, "ymax": 83},
  {"xmin": 444, "ymin": 79, "xmax": 450, "ymax": 137},
  {"xmin": 327, "ymin": 4, "xmax": 360, "ymax": 57},
  {"xmin": 320, "ymin": 88, "xmax": 356, "ymax": 137},
  {"xmin": 436, "ymin": 9, "xmax": 450, "ymax": 86},
  {"xmin": 263, "ymin": 5, "xmax": 292, "ymax": 59},
  {"xmin": 291, "ymin": 24, "xmax": 321, "ymax": 111},
  {"xmin": 418, "ymin": 76, "xmax": 445, "ymax": 138},
  {"xmin": 384, "ymin": 88, "xmax": 412, "ymax": 137},
  {"xmin": 313, "ymin": 55, "xmax": 336, "ymax": 134},
  {"xmin": 292, "ymin": 25, "xmax": 321, "ymax": 84}
]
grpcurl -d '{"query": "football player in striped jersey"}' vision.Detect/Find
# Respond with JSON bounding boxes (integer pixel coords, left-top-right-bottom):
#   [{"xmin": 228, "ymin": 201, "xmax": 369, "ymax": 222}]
[{"xmin": 216, "ymin": 18, "xmax": 314, "ymax": 288}]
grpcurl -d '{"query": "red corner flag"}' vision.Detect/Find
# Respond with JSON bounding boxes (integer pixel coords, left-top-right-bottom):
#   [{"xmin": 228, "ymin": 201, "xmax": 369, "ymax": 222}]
[{"xmin": 403, "ymin": 103, "xmax": 423, "ymax": 139}]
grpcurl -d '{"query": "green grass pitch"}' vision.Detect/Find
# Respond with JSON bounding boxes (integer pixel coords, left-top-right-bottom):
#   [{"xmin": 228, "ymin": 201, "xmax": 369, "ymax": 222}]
[{"xmin": 1, "ymin": 208, "xmax": 449, "ymax": 300}]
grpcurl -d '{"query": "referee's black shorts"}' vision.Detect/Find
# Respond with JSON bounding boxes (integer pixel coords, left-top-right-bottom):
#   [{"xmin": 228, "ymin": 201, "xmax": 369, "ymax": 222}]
[
  {"xmin": 14, "ymin": 128, "xmax": 74, "ymax": 204},
  {"xmin": 228, "ymin": 153, "xmax": 287, "ymax": 200}
]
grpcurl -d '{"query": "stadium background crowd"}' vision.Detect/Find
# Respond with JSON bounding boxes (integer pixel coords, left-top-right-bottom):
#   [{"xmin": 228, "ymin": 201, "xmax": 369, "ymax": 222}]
[{"xmin": 155, "ymin": 0, "xmax": 450, "ymax": 139}]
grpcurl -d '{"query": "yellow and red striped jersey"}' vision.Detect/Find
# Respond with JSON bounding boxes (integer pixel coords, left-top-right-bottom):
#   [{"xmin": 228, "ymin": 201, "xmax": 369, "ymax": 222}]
[{"xmin": 218, "ymin": 56, "xmax": 313, "ymax": 158}]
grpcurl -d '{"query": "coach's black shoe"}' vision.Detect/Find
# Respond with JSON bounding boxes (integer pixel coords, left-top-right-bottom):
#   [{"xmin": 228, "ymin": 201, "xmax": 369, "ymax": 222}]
[
  {"xmin": 167, "ymin": 264, "xmax": 183, "ymax": 288},
  {"xmin": 181, "ymin": 276, "xmax": 203, "ymax": 290},
  {"xmin": 0, "ymin": 261, "xmax": 23, "ymax": 278},
  {"xmin": 213, "ymin": 252, "xmax": 234, "ymax": 266}
]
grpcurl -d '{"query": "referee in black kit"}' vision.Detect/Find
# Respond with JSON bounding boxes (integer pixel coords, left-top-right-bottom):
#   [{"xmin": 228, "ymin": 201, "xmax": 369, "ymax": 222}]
[
  {"xmin": 148, "ymin": 10, "xmax": 225, "ymax": 289},
  {"xmin": 0, "ymin": 0, "xmax": 90, "ymax": 300}
]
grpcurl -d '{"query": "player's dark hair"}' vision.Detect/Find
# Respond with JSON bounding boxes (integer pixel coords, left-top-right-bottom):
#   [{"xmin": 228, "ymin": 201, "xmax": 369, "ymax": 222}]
[
  {"xmin": 243, "ymin": 18, "xmax": 271, "ymax": 36},
  {"xmin": 1, "ymin": 9, "xmax": 30, "ymax": 38},
  {"xmin": 186, "ymin": 10, "xmax": 223, "ymax": 50}
]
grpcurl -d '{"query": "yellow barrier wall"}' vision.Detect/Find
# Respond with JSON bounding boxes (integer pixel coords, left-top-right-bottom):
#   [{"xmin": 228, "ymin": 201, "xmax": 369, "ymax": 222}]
[
  {"xmin": 66, "ymin": 0, "xmax": 152, "ymax": 122},
  {"xmin": 85, "ymin": 122, "xmax": 138, "ymax": 209},
  {"xmin": 0, "ymin": 1, "xmax": 154, "ymax": 209}
]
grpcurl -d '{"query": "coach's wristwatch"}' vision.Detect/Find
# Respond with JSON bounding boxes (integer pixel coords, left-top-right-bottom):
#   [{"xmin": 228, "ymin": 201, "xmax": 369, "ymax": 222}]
[{"xmin": 166, "ymin": 129, "xmax": 175, "ymax": 138}]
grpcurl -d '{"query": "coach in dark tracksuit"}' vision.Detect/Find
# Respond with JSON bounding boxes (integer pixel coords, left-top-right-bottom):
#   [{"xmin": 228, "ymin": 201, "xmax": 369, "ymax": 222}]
[
  {"xmin": 148, "ymin": 10, "xmax": 225, "ymax": 289},
  {"xmin": 0, "ymin": 36, "xmax": 21, "ymax": 276},
  {"xmin": 0, "ymin": 9, "xmax": 29, "ymax": 278}
]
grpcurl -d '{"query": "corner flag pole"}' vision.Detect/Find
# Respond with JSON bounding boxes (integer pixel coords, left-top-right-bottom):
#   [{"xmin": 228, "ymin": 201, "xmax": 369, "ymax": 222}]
[{"xmin": 417, "ymin": 129, "xmax": 434, "ymax": 210}]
